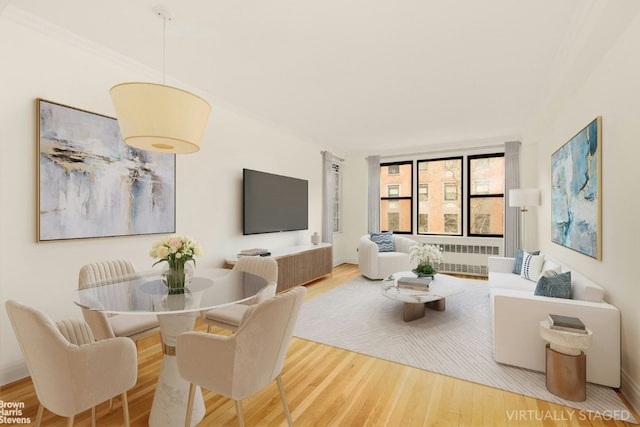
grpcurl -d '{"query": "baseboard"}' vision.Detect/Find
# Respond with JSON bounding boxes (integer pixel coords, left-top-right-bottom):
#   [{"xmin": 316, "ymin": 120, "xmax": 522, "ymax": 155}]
[
  {"xmin": 0, "ymin": 360, "xmax": 29, "ymax": 387},
  {"xmin": 621, "ymin": 368, "xmax": 640, "ymax": 414},
  {"xmin": 335, "ymin": 257, "xmax": 358, "ymax": 266}
]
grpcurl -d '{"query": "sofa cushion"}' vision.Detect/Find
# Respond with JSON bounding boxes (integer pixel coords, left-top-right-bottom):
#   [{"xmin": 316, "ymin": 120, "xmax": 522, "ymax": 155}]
[
  {"xmin": 520, "ymin": 252, "xmax": 545, "ymax": 281},
  {"xmin": 370, "ymin": 232, "xmax": 394, "ymax": 252},
  {"xmin": 488, "ymin": 271, "xmax": 536, "ymax": 293},
  {"xmin": 534, "ymin": 271, "xmax": 572, "ymax": 299},
  {"xmin": 571, "ymin": 271, "xmax": 606, "ymax": 303},
  {"xmin": 513, "ymin": 249, "xmax": 540, "ymax": 274}
]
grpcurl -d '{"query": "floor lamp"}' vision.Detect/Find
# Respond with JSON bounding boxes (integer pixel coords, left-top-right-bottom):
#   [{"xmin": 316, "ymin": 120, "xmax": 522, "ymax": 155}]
[{"xmin": 509, "ymin": 188, "xmax": 541, "ymax": 251}]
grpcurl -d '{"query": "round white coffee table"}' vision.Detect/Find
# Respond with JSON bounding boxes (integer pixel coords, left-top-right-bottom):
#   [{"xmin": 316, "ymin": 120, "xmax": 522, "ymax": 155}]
[{"xmin": 382, "ymin": 272, "xmax": 464, "ymax": 322}]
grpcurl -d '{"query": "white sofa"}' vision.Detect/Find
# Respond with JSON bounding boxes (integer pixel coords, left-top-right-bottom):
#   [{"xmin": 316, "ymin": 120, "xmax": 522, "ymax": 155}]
[
  {"xmin": 358, "ymin": 234, "xmax": 417, "ymax": 280},
  {"xmin": 488, "ymin": 255, "xmax": 620, "ymax": 388}
]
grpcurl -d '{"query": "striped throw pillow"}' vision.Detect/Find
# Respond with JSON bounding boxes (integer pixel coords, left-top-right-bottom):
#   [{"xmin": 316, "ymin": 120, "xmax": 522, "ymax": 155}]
[
  {"xmin": 520, "ymin": 252, "xmax": 545, "ymax": 281},
  {"xmin": 370, "ymin": 232, "xmax": 395, "ymax": 252}
]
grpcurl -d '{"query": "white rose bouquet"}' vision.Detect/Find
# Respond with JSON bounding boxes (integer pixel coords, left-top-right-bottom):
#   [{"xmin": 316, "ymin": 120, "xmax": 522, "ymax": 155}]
[
  {"xmin": 150, "ymin": 235, "xmax": 202, "ymax": 291},
  {"xmin": 150, "ymin": 234, "xmax": 202, "ymax": 268}
]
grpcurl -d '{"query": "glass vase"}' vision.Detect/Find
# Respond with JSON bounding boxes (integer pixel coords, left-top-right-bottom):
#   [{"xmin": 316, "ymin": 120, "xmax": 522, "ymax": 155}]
[{"xmin": 162, "ymin": 262, "xmax": 193, "ymax": 294}]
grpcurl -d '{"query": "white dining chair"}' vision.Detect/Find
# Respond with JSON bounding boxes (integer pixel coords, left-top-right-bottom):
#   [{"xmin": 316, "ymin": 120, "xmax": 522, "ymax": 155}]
[
  {"xmin": 78, "ymin": 259, "xmax": 161, "ymax": 342},
  {"xmin": 5, "ymin": 300, "xmax": 137, "ymax": 427},
  {"xmin": 177, "ymin": 286, "xmax": 306, "ymax": 427},
  {"xmin": 201, "ymin": 256, "xmax": 278, "ymax": 332}
]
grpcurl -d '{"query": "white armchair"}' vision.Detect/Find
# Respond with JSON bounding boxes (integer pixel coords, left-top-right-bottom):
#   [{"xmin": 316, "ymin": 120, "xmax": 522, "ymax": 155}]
[
  {"xmin": 358, "ymin": 234, "xmax": 417, "ymax": 280},
  {"xmin": 177, "ymin": 286, "xmax": 306, "ymax": 427},
  {"xmin": 201, "ymin": 256, "xmax": 278, "ymax": 332},
  {"xmin": 5, "ymin": 300, "xmax": 137, "ymax": 426},
  {"xmin": 78, "ymin": 260, "xmax": 160, "ymax": 342}
]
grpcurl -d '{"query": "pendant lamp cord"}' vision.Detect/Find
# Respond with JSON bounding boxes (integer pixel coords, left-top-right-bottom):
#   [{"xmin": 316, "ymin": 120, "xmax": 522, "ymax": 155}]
[{"xmin": 162, "ymin": 14, "xmax": 166, "ymax": 85}]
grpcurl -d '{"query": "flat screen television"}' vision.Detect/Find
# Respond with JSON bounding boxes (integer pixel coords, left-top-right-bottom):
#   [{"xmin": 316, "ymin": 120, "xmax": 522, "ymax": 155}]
[{"xmin": 243, "ymin": 169, "xmax": 309, "ymax": 235}]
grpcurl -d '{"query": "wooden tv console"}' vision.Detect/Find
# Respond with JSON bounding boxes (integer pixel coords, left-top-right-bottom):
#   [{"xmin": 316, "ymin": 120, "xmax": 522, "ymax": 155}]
[{"xmin": 226, "ymin": 243, "xmax": 333, "ymax": 292}]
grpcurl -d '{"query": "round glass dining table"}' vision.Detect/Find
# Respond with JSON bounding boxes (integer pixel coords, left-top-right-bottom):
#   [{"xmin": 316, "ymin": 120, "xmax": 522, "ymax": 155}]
[{"xmin": 72, "ymin": 267, "xmax": 267, "ymax": 427}]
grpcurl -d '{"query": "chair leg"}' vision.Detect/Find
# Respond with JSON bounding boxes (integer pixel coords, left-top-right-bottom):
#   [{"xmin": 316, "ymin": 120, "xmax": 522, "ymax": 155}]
[
  {"xmin": 109, "ymin": 397, "xmax": 113, "ymax": 412},
  {"xmin": 35, "ymin": 404, "xmax": 44, "ymax": 427},
  {"xmin": 91, "ymin": 406, "xmax": 96, "ymax": 427},
  {"xmin": 276, "ymin": 375, "xmax": 293, "ymax": 427},
  {"xmin": 184, "ymin": 383, "xmax": 196, "ymax": 427},
  {"xmin": 66, "ymin": 415, "xmax": 74, "ymax": 427},
  {"xmin": 207, "ymin": 324, "xmax": 211, "ymax": 333},
  {"xmin": 235, "ymin": 400, "xmax": 245, "ymax": 427},
  {"xmin": 121, "ymin": 391, "xmax": 131, "ymax": 427}
]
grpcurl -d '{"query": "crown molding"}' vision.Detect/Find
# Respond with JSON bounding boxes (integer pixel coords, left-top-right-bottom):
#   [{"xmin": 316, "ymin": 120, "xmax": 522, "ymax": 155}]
[{"xmin": 2, "ymin": 5, "xmax": 160, "ymax": 81}]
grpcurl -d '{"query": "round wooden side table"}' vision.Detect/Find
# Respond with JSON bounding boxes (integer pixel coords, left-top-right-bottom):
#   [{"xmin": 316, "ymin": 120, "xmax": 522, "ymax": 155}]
[{"xmin": 540, "ymin": 320, "xmax": 593, "ymax": 401}]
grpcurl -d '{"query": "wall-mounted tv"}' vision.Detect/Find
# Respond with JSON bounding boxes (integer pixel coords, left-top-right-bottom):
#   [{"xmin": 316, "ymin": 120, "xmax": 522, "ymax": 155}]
[{"xmin": 243, "ymin": 168, "xmax": 309, "ymax": 235}]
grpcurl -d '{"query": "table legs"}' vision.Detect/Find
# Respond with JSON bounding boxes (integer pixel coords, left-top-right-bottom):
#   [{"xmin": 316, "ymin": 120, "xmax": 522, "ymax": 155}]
[
  {"xmin": 403, "ymin": 302, "xmax": 425, "ymax": 322},
  {"xmin": 426, "ymin": 298, "xmax": 446, "ymax": 311},
  {"xmin": 149, "ymin": 312, "xmax": 205, "ymax": 427},
  {"xmin": 545, "ymin": 344, "xmax": 587, "ymax": 401},
  {"xmin": 402, "ymin": 298, "xmax": 446, "ymax": 322}
]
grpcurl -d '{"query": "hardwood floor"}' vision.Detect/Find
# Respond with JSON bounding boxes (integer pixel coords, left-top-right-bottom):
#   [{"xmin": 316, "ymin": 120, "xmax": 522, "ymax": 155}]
[{"xmin": 1, "ymin": 263, "xmax": 636, "ymax": 426}]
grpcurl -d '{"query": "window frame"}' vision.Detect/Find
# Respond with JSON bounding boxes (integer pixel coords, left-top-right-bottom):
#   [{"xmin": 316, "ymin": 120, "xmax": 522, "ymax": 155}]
[
  {"xmin": 467, "ymin": 153, "xmax": 505, "ymax": 237},
  {"xmin": 380, "ymin": 161, "xmax": 413, "ymax": 234},
  {"xmin": 416, "ymin": 156, "xmax": 463, "ymax": 236}
]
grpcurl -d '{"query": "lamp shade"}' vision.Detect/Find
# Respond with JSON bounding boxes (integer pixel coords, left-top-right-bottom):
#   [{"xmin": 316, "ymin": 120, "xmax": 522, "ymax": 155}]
[
  {"xmin": 110, "ymin": 82, "xmax": 211, "ymax": 154},
  {"xmin": 509, "ymin": 188, "xmax": 540, "ymax": 207}
]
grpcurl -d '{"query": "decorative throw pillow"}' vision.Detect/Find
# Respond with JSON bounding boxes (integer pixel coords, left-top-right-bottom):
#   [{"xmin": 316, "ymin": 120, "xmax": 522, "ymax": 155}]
[
  {"xmin": 540, "ymin": 264, "xmax": 562, "ymax": 278},
  {"xmin": 513, "ymin": 249, "xmax": 540, "ymax": 274},
  {"xmin": 541, "ymin": 259, "xmax": 561, "ymax": 274},
  {"xmin": 520, "ymin": 252, "xmax": 545, "ymax": 281},
  {"xmin": 534, "ymin": 271, "xmax": 572, "ymax": 299},
  {"xmin": 370, "ymin": 232, "xmax": 395, "ymax": 252}
]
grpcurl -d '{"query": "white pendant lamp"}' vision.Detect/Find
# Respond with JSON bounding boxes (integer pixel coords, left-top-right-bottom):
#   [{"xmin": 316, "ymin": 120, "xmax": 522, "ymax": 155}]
[{"xmin": 110, "ymin": 7, "xmax": 211, "ymax": 154}]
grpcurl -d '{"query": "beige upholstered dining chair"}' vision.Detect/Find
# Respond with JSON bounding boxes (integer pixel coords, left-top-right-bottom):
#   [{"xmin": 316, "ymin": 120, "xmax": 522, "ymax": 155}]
[
  {"xmin": 177, "ymin": 286, "xmax": 306, "ymax": 427},
  {"xmin": 5, "ymin": 300, "xmax": 137, "ymax": 427},
  {"xmin": 201, "ymin": 256, "xmax": 278, "ymax": 332},
  {"xmin": 78, "ymin": 259, "xmax": 160, "ymax": 342}
]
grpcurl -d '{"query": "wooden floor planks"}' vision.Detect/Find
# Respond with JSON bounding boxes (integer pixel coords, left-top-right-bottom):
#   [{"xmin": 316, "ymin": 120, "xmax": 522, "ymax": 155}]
[{"xmin": 0, "ymin": 263, "xmax": 637, "ymax": 426}]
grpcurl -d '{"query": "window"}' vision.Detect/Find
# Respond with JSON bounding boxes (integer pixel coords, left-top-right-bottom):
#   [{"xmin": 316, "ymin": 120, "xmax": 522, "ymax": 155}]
[
  {"xmin": 388, "ymin": 213, "xmax": 400, "ymax": 230},
  {"xmin": 332, "ymin": 162, "xmax": 342, "ymax": 233},
  {"xmin": 418, "ymin": 214, "xmax": 428, "ymax": 233},
  {"xmin": 468, "ymin": 154, "xmax": 505, "ymax": 237},
  {"xmin": 379, "ymin": 153, "xmax": 505, "ymax": 238},
  {"xmin": 444, "ymin": 214, "xmax": 459, "ymax": 233},
  {"xmin": 444, "ymin": 183, "xmax": 458, "ymax": 201},
  {"xmin": 418, "ymin": 184, "xmax": 429, "ymax": 201},
  {"xmin": 380, "ymin": 162, "xmax": 412, "ymax": 233},
  {"xmin": 417, "ymin": 157, "xmax": 462, "ymax": 235}
]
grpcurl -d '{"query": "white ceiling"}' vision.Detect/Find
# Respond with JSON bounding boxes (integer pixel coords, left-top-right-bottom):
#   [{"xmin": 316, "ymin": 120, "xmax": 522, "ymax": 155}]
[{"xmin": 3, "ymin": 0, "xmax": 622, "ymax": 155}]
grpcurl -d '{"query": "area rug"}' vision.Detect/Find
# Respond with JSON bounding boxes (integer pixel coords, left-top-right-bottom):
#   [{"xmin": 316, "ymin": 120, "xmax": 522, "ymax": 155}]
[{"xmin": 293, "ymin": 276, "xmax": 636, "ymax": 423}]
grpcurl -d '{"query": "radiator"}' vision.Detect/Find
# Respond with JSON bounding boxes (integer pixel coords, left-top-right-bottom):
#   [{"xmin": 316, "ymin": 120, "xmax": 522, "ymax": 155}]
[{"xmin": 429, "ymin": 242, "xmax": 501, "ymax": 278}]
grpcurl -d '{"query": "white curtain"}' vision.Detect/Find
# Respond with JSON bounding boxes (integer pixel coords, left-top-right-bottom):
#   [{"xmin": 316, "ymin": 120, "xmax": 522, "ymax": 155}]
[
  {"xmin": 367, "ymin": 155, "xmax": 381, "ymax": 233},
  {"xmin": 504, "ymin": 141, "xmax": 521, "ymax": 257},
  {"xmin": 322, "ymin": 151, "xmax": 334, "ymax": 244}
]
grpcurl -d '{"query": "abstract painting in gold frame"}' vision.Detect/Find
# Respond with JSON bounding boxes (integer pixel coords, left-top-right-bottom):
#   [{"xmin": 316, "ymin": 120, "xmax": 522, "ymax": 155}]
[{"xmin": 37, "ymin": 99, "xmax": 175, "ymax": 242}]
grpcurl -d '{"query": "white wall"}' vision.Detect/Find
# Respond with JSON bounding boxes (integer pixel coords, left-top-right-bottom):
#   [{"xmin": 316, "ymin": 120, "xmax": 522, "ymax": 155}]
[
  {"xmin": 524, "ymin": 9, "xmax": 640, "ymax": 410},
  {"xmin": 0, "ymin": 14, "xmax": 326, "ymax": 384}
]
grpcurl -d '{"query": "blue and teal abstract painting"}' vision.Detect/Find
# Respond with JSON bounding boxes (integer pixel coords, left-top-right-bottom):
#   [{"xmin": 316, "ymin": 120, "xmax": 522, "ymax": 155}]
[{"xmin": 551, "ymin": 117, "xmax": 601, "ymax": 259}]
